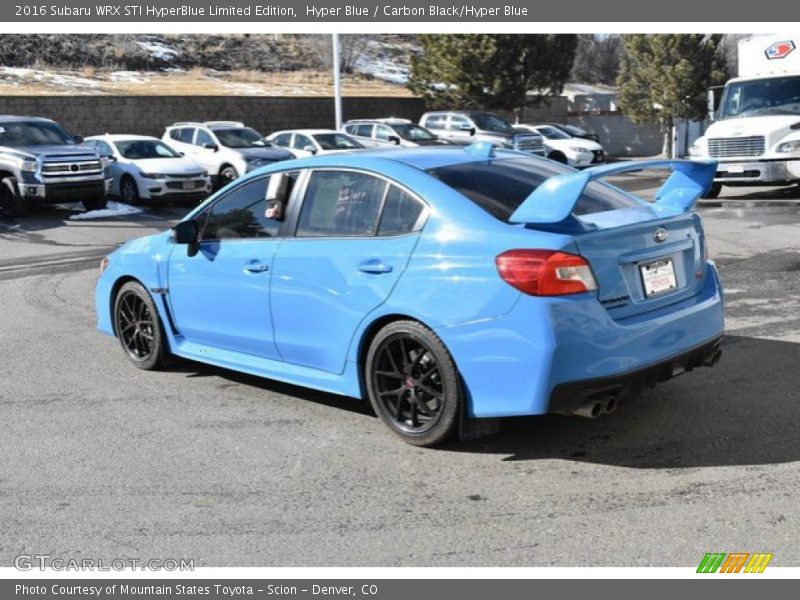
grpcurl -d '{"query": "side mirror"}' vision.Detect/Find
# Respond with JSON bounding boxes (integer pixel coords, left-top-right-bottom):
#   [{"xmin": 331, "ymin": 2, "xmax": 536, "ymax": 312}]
[
  {"xmin": 172, "ymin": 219, "xmax": 200, "ymax": 256},
  {"xmin": 388, "ymin": 135, "xmax": 401, "ymax": 145},
  {"xmin": 203, "ymin": 143, "xmax": 219, "ymax": 152},
  {"xmin": 177, "ymin": 151, "xmax": 185, "ymax": 157},
  {"xmin": 303, "ymin": 145, "xmax": 317, "ymax": 155},
  {"xmin": 73, "ymin": 135, "xmax": 84, "ymax": 144}
]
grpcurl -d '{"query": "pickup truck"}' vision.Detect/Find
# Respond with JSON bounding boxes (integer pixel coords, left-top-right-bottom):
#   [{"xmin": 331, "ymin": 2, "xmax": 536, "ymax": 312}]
[{"xmin": 0, "ymin": 116, "xmax": 112, "ymax": 218}]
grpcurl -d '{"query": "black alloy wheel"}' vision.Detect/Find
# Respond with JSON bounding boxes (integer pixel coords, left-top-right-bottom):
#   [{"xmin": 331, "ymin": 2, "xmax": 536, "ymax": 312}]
[
  {"xmin": 366, "ymin": 321, "xmax": 460, "ymax": 446},
  {"xmin": 113, "ymin": 281, "xmax": 167, "ymax": 370}
]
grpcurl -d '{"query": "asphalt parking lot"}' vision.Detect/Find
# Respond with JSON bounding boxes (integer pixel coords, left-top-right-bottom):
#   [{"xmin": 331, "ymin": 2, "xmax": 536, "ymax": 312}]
[{"xmin": 1, "ymin": 176, "xmax": 799, "ymax": 567}]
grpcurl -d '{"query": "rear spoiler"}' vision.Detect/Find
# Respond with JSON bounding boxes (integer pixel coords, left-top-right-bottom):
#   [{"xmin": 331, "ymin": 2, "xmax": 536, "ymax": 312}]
[{"xmin": 509, "ymin": 159, "xmax": 718, "ymax": 227}]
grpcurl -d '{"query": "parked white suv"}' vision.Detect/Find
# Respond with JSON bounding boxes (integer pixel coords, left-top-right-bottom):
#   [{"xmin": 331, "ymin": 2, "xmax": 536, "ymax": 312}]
[
  {"xmin": 163, "ymin": 121, "xmax": 293, "ymax": 188},
  {"xmin": 419, "ymin": 111, "xmax": 545, "ymax": 155},
  {"xmin": 516, "ymin": 124, "xmax": 606, "ymax": 167},
  {"xmin": 85, "ymin": 134, "xmax": 211, "ymax": 205},
  {"xmin": 343, "ymin": 118, "xmax": 453, "ymax": 147}
]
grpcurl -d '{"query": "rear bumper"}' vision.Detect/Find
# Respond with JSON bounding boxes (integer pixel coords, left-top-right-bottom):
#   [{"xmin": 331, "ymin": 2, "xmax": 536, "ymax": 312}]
[
  {"xmin": 436, "ymin": 262, "xmax": 724, "ymax": 418},
  {"xmin": 547, "ymin": 335, "xmax": 722, "ymax": 415}
]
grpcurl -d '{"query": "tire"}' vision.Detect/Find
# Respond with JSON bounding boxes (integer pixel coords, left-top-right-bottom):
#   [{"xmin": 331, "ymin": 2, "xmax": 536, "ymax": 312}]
[
  {"xmin": 82, "ymin": 196, "xmax": 108, "ymax": 212},
  {"xmin": 365, "ymin": 320, "xmax": 461, "ymax": 447},
  {"xmin": 0, "ymin": 176, "xmax": 31, "ymax": 218},
  {"xmin": 548, "ymin": 151, "xmax": 568, "ymax": 164},
  {"xmin": 218, "ymin": 165, "xmax": 239, "ymax": 189},
  {"xmin": 120, "ymin": 176, "xmax": 141, "ymax": 205},
  {"xmin": 704, "ymin": 182, "xmax": 722, "ymax": 199},
  {"xmin": 113, "ymin": 281, "xmax": 169, "ymax": 371}
]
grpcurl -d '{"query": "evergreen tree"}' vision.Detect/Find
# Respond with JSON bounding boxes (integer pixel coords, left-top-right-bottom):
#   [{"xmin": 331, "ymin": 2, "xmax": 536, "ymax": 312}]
[
  {"xmin": 408, "ymin": 34, "xmax": 577, "ymax": 120},
  {"xmin": 617, "ymin": 34, "xmax": 726, "ymax": 156}
]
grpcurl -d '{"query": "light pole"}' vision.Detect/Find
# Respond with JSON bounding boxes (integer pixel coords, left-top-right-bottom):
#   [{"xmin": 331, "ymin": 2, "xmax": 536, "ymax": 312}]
[{"xmin": 332, "ymin": 33, "xmax": 343, "ymax": 130}]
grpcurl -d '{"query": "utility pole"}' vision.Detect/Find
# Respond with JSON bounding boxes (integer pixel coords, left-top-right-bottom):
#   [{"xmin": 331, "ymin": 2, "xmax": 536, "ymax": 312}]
[{"xmin": 332, "ymin": 33, "xmax": 343, "ymax": 130}]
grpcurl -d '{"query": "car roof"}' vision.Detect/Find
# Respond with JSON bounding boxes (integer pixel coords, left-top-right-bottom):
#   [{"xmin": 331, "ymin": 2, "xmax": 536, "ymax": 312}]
[
  {"xmin": 87, "ymin": 134, "xmax": 159, "ymax": 141},
  {"xmin": 300, "ymin": 145, "xmax": 537, "ymax": 171},
  {"xmin": 0, "ymin": 115, "xmax": 56, "ymax": 123},
  {"xmin": 347, "ymin": 118, "xmax": 412, "ymax": 125},
  {"xmin": 272, "ymin": 129, "xmax": 342, "ymax": 136}
]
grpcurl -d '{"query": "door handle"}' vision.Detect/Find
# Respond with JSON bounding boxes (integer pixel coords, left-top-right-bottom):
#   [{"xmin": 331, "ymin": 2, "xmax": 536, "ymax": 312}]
[
  {"xmin": 358, "ymin": 259, "xmax": 393, "ymax": 274},
  {"xmin": 244, "ymin": 261, "xmax": 269, "ymax": 273}
]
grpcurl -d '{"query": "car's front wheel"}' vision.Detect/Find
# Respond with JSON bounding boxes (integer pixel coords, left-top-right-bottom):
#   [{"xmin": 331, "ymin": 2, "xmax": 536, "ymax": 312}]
[
  {"xmin": 120, "ymin": 176, "xmax": 141, "ymax": 205},
  {"xmin": 113, "ymin": 281, "xmax": 168, "ymax": 370},
  {"xmin": 218, "ymin": 165, "xmax": 239, "ymax": 188},
  {"xmin": 704, "ymin": 182, "xmax": 723, "ymax": 199},
  {"xmin": 365, "ymin": 320, "xmax": 461, "ymax": 447}
]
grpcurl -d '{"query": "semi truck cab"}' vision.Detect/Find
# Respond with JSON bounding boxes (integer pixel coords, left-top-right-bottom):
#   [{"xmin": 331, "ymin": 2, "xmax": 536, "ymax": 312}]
[{"xmin": 691, "ymin": 35, "xmax": 800, "ymax": 197}]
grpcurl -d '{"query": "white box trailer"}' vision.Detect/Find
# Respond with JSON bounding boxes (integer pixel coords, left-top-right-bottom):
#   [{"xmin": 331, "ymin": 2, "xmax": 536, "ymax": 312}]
[{"xmin": 691, "ymin": 34, "xmax": 800, "ymax": 197}]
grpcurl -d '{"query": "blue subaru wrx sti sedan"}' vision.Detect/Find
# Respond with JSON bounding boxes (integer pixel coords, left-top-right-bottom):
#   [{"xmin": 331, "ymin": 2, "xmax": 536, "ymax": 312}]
[{"xmin": 95, "ymin": 143, "xmax": 724, "ymax": 446}]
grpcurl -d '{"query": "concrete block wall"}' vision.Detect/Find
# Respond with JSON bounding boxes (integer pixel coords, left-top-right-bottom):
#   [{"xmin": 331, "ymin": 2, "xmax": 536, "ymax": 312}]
[
  {"xmin": 0, "ymin": 96, "xmax": 426, "ymax": 139},
  {"xmin": 567, "ymin": 113, "xmax": 663, "ymax": 157}
]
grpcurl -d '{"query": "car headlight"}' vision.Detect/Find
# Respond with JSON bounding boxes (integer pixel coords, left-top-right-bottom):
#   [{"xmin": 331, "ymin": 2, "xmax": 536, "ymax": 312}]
[
  {"xmin": 99, "ymin": 156, "xmax": 112, "ymax": 169},
  {"xmin": 569, "ymin": 146, "xmax": 588, "ymax": 153},
  {"xmin": 21, "ymin": 159, "xmax": 38, "ymax": 172},
  {"xmin": 201, "ymin": 170, "xmax": 209, "ymax": 178},
  {"xmin": 139, "ymin": 171, "xmax": 167, "ymax": 179},
  {"xmin": 776, "ymin": 140, "xmax": 800, "ymax": 153}
]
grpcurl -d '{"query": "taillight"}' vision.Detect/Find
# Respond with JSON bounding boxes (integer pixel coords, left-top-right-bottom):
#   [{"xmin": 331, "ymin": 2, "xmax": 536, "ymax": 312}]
[{"xmin": 495, "ymin": 249, "xmax": 597, "ymax": 296}]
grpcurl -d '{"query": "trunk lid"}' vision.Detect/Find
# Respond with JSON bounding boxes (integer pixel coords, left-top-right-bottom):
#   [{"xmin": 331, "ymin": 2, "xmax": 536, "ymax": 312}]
[{"xmin": 572, "ymin": 208, "xmax": 706, "ymax": 319}]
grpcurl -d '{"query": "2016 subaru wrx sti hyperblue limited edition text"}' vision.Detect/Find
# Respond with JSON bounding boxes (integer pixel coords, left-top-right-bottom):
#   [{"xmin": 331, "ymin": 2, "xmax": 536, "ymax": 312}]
[{"xmin": 95, "ymin": 142, "xmax": 724, "ymax": 446}]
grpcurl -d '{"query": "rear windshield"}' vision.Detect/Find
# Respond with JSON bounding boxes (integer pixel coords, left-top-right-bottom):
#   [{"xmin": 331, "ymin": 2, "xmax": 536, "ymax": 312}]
[{"xmin": 427, "ymin": 157, "xmax": 640, "ymax": 222}]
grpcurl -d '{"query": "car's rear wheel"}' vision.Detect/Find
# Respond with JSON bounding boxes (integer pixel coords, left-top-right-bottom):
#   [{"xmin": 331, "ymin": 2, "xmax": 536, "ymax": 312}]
[
  {"xmin": 120, "ymin": 176, "xmax": 141, "ymax": 205},
  {"xmin": 0, "ymin": 176, "xmax": 31, "ymax": 218},
  {"xmin": 113, "ymin": 281, "xmax": 168, "ymax": 370},
  {"xmin": 365, "ymin": 320, "xmax": 461, "ymax": 447}
]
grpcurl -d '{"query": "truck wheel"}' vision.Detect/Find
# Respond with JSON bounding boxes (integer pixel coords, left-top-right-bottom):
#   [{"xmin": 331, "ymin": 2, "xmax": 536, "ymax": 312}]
[
  {"xmin": 704, "ymin": 183, "xmax": 722, "ymax": 199},
  {"xmin": 0, "ymin": 176, "xmax": 31, "ymax": 218},
  {"xmin": 120, "ymin": 176, "xmax": 141, "ymax": 205},
  {"xmin": 82, "ymin": 197, "xmax": 108, "ymax": 212},
  {"xmin": 365, "ymin": 320, "xmax": 461, "ymax": 447}
]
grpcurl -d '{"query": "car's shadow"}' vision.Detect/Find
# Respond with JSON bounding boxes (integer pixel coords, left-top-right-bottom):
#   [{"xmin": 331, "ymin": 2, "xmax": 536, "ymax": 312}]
[
  {"xmin": 444, "ymin": 335, "xmax": 800, "ymax": 468},
  {"xmin": 165, "ymin": 334, "xmax": 800, "ymax": 469}
]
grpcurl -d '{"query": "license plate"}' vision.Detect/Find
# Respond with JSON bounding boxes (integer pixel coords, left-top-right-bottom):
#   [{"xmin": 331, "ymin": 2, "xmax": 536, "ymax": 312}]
[
  {"xmin": 182, "ymin": 181, "xmax": 196, "ymax": 190},
  {"xmin": 726, "ymin": 164, "xmax": 745, "ymax": 174},
  {"xmin": 640, "ymin": 259, "xmax": 677, "ymax": 297}
]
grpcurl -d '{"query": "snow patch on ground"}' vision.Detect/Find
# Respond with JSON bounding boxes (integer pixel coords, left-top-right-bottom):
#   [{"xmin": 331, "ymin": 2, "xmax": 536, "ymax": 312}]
[
  {"xmin": 108, "ymin": 71, "xmax": 146, "ymax": 83},
  {"xmin": 353, "ymin": 40, "xmax": 413, "ymax": 85},
  {"xmin": 137, "ymin": 40, "xmax": 181, "ymax": 61},
  {"xmin": 0, "ymin": 67, "xmax": 99, "ymax": 89},
  {"xmin": 69, "ymin": 202, "xmax": 143, "ymax": 221}
]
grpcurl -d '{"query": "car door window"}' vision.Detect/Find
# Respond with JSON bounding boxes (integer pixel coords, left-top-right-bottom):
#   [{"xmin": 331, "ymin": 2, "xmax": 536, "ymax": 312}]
[
  {"xmin": 424, "ymin": 114, "xmax": 447, "ymax": 130},
  {"xmin": 176, "ymin": 128, "xmax": 195, "ymax": 143},
  {"xmin": 378, "ymin": 185, "xmax": 425, "ymax": 236},
  {"xmin": 375, "ymin": 126, "xmax": 394, "ymax": 141},
  {"xmin": 201, "ymin": 177, "xmax": 284, "ymax": 241},
  {"xmin": 355, "ymin": 124, "xmax": 374, "ymax": 138},
  {"xmin": 195, "ymin": 129, "xmax": 215, "ymax": 147},
  {"xmin": 271, "ymin": 133, "xmax": 292, "ymax": 147},
  {"xmin": 296, "ymin": 170, "xmax": 386, "ymax": 237},
  {"xmin": 94, "ymin": 141, "xmax": 114, "ymax": 157},
  {"xmin": 292, "ymin": 134, "xmax": 313, "ymax": 150},
  {"xmin": 448, "ymin": 115, "xmax": 471, "ymax": 131}
]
